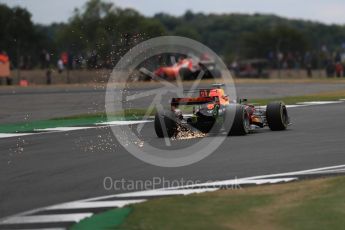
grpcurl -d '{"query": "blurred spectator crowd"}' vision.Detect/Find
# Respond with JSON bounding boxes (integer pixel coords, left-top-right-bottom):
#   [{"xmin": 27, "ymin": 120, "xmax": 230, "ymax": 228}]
[{"xmin": 230, "ymin": 45, "xmax": 345, "ymax": 78}]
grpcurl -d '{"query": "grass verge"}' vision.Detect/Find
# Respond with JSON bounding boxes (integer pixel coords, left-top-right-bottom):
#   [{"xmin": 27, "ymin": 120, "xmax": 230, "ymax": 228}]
[
  {"xmin": 116, "ymin": 176, "xmax": 345, "ymax": 230},
  {"xmin": 70, "ymin": 207, "xmax": 131, "ymax": 230}
]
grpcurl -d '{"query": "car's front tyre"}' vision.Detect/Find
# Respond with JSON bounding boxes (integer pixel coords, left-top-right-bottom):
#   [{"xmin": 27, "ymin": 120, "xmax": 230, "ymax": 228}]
[{"xmin": 266, "ymin": 101, "xmax": 289, "ymax": 131}]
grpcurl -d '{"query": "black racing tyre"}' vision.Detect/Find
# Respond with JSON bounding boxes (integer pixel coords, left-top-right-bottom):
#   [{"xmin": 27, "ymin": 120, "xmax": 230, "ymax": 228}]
[
  {"xmin": 228, "ymin": 105, "xmax": 250, "ymax": 136},
  {"xmin": 154, "ymin": 110, "xmax": 177, "ymax": 138},
  {"xmin": 179, "ymin": 67, "xmax": 194, "ymax": 80},
  {"xmin": 266, "ymin": 101, "xmax": 289, "ymax": 131}
]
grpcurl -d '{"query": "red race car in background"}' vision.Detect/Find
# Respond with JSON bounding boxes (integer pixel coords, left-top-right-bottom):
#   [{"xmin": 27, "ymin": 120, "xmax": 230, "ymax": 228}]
[{"xmin": 139, "ymin": 55, "xmax": 221, "ymax": 81}]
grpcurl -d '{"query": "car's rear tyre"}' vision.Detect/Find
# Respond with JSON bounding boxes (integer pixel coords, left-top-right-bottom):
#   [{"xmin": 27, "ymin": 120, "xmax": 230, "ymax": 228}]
[
  {"xmin": 266, "ymin": 101, "xmax": 289, "ymax": 131},
  {"xmin": 154, "ymin": 110, "xmax": 177, "ymax": 138},
  {"xmin": 227, "ymin": 105, "xmax": 250, "ymax": 136}
]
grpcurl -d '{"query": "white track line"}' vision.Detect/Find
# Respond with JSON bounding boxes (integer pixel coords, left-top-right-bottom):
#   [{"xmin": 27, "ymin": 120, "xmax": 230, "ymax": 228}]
[
  {"xmin": 285, "ymin": 104, "xmax": 308, "ymax": 108},
  {"xmin": 292, "ymin": 168, "xmax": 345, "ymax": 175},
  {"xmin": 297, "ymin": 101, "xmax": 343, "ymax": 105},
  {"xmin": 242, "ymin": 177, "xmax": 298, "ymax": 185},
  {"xmin": 35, "ymin": 127, "xmax": 95, "ymax": 132},
  {"xmin": 96, "ymin": 120, "xmax": 152, "ymax": 125},
  {"xmin": 114, "ymin": 188, "xmax": 218, "ymax": 198},
  {"xmin": 166, "ymin": 177, "xmax": 298, "ymax": 190},
  {"xmin": 0, "ymin": 133, "xmax": 35, "ymax": 138},
  {"xmin": 225, "ymin": 164, "xmax": 345, "ymax": 183},
  {"xmin": 80, "ymin": 188, "xmax": 218, "ymax": 203},
  {"xmin": 1, "ymin": 213, "xmax": 93, "ymax": 224},
  {"xmin": 155, "ymin": 164, "xmax": 345, "ymax": 190},
  {"xmin": 45, "ymin": 200, "xmax": 145, "ymax": 210}
]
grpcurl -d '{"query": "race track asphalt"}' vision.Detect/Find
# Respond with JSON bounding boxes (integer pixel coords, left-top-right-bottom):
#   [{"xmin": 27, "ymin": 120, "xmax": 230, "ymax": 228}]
[{"xmin": 1, "ymin": 103, "xmax": 344, "ymax": 218}]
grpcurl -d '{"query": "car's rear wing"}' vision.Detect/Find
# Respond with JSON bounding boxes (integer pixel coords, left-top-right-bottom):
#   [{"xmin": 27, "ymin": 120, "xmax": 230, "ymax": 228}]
[
  {"xmin": 171, "ymin": 96, "xmax": 219, "ymax": 106},
  {"xmin": 183, "ymin": 84, "xmax": 225, "ymax": 97}
]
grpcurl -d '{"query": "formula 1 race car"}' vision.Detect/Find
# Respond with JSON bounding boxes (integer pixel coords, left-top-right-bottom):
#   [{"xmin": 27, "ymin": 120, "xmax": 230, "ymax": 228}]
[
  {"xmin": 154, "ymin": 84, "xmax": 290, "ymax": 137},
  {"xmin": 139, "ymin": 57, "xmax": 221, "ymax": 81}
]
